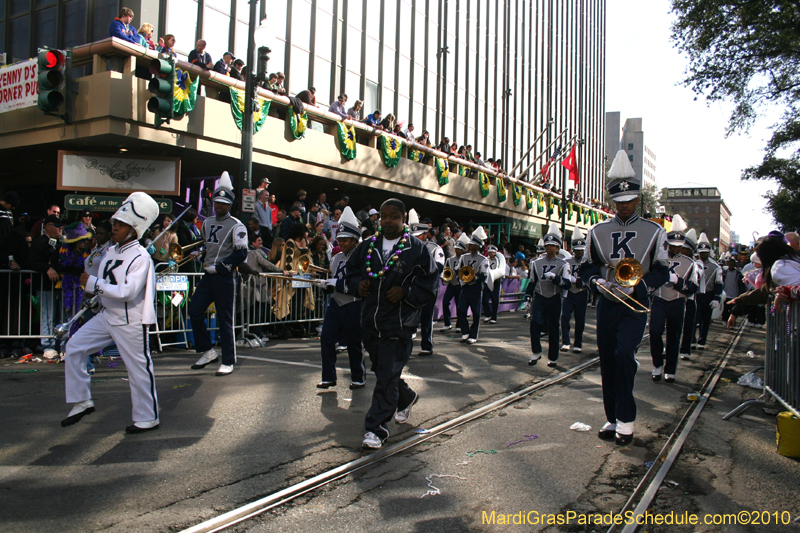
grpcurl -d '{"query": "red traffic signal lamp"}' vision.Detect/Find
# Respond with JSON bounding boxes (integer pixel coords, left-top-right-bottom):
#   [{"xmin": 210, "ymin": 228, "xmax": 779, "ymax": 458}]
[
  {"xmin": 147, "ymin": 57, "xmax": 175, "ymax": 127},
  {"xmin": 38, "ymin": 49, "xmax": 67, "ymax": 112}
]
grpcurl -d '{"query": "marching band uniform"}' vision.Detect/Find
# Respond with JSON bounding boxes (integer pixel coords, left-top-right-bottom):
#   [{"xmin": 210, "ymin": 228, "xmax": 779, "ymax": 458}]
[
  {"xmin": 580, "ymin": 150, "xmax": 669, "ymax": 445},
  {"xmin": 679, "ymin": 229, "xmax": 703, "ymax": 359},
  {"xmin": 560, "ymin": 227, "xmax": 589, "ymax": 353},
  {"xmin": 190, "ymin": 172, "xmax": 248, "ymax": 376},
  {"xmin": 440, "ymin": 236, "xmax": 467, "ymax": 332},
  {"xmin": 695, "ymin": 233, "xmax": 723, "ymax": 349},
  {"xmin": 456, "ymin": 227, "xmax": 490, "ymax": 344},
  {"xmin": 409, "ymin": 210, "xmax": 445, "ymax": 356},
  {"xmin": 62, "ymin": 192, "xmax": 161, "ymax": 433},
  {"xmin": 526, "ymin": 223, "xmax": 571, "ymax": 366},
  {"xmin": 317, "ymin": 207, "xmax": 366, "ymax": 389},
  {"xmin": 482, "ymin": 245, "xmax": 504, "ymax": 324},
  {"xmin": 345, "ymin": 199, "xmax": 439, "ymax": 449},
  {"xmin": 650, "ymin": 216, "xmax": 699, "ymax": 383}
]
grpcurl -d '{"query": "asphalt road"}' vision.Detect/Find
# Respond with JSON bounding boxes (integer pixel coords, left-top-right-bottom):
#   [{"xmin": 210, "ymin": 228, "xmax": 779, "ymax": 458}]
[{"xmin": 1, "ymin": 309, "xmax": 797, "ymax": 533}]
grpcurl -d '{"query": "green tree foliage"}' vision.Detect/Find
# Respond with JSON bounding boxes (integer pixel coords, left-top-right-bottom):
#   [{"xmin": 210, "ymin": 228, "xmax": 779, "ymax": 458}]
[{"xmin": 671, "ymin": 0, "xmax": 800, "ymax": 230}]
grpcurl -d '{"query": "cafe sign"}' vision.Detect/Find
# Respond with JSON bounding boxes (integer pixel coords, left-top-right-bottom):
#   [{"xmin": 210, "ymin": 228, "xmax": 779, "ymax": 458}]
[
  {"xmin": 57, "ymin": 150, "xmax": 180, "ymax": 195},
  {"xmin": 65, "ymin": 194, "xmax": 172, "ymax": 213}
]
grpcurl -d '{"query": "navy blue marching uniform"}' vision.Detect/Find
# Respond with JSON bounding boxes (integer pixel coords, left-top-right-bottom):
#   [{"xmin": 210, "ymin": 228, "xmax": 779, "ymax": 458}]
[
  {"xmin": 526, "ymin": 234, "xmax": 570, "ymax": 365},
  {"xmin": 482, "ymin": 246, "xmax": 504, "ymax": 323},
  {"xmin": 650, "ymin": 231, "xmax": 699, "ymax": 382},
  {"xmin": 561, "ymin": 255, "xmax": 589, "ymax": 351},
  {"xmin": 189, "ymin": 177, "xmax": 248, "ymax": 374},
  {"xmin": 580, "ymin": 150, "xmax": 669, "ymax": 444},
  {"xmin": 456, "ymin": 232, "xmax": 489, "ymax": 342},
  {"xmin": 679, "ymin": 230, "xmax": 702, "ymax": 359},
  {"xmin": 319, "ymin": 251, "xmax": 366, "ymax": 387},
  {"xmin": 440, "ymin": 252, "xmax": 463, "ymax": 330},
  {"xmin": 418, "ymin": 237, "xmax": 445, "ymax": 354},
  {"xmin": 695, "ymin": 234, "xmax": 723, "ymax": 348}
]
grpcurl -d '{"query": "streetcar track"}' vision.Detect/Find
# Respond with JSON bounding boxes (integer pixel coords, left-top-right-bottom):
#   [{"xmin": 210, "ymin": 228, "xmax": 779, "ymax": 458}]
[{"xmin": 179, "ymin": 332, "xmax": 653, "ymax": 533}]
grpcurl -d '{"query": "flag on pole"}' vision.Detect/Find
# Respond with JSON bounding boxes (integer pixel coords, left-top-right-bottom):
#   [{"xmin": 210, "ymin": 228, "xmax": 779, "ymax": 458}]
[
  {"xmin": 540, "ymin": 145, "xmax": 561, "ymax": 185},
  {"xmin": 561, "ymin": 143, "xmax": 579, "ymax": 186}
]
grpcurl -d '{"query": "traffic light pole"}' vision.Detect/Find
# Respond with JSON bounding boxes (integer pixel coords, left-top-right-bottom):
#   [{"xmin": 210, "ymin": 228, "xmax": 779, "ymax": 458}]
[{"xmin": 239, "ymin": 0, "xmax": 260, "ymax": 195}]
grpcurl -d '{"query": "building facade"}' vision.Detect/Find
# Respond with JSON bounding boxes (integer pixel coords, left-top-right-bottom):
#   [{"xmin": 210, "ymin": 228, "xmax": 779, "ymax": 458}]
[
  {"xmin": 605, "ymin": 112, "xmax": 657, "ymax": 191},
  {"xmin": 662, "ymin": 185, "xmax": 732, "ymax": 253}
]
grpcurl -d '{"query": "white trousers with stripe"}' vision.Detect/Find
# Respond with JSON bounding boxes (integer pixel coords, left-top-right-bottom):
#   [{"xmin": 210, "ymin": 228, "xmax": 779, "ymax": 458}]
[{"xmin": 64, "ymin": 312, "xmax": 159, "ymax": 424}]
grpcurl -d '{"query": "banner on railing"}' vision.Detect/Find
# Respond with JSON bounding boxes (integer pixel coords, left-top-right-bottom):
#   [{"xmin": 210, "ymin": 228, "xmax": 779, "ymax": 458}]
[
  {"xmin": 230, "ymin": 87, "xmax": 270, "ymax": 134},
  {"xmin": 0, "ymin": 58, "xmax": 37, "ymax": 113},
  {"xmin": 336, "ymin": 122, "xmax": 357, "ymax": 160}
]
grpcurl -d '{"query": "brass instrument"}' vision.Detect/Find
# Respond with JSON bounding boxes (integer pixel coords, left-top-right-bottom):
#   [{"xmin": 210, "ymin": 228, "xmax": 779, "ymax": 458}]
[
  {"xmin": 458, "ymin": 265, "xmax": 476, "ymax": 283},
  {"xmin": 597, "ymin": 258, "xmax": 649, "ymax": 313},
  {"xmin": 157, "ymin": 239, "xmax": 205, "ymax": 276},
  {"xmin": 442, "ymin": 267, "xmax": 455, "ymax": 282},
  {"xmin": 291, "ymin": 253, "xmax": 329, "ymax": 275}
]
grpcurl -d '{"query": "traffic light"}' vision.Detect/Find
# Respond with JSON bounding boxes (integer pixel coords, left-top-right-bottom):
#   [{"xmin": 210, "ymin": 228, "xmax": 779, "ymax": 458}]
[
  {"xmin": 38, "ymin": 49, "xmax": 66, "ymax": 113},
  {"xmin": 256, "ymin": 46, "xmax": 271, "ymax": 82},
  {"xmin": 147, "ymin": 57, "xmax": 175, "ymax": 127}
]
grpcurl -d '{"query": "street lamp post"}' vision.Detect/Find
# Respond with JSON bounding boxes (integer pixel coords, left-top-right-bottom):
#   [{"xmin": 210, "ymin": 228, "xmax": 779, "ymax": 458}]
[{"xmin": 238, "ymin": 2, "xmax": 270, "ymax": 197}]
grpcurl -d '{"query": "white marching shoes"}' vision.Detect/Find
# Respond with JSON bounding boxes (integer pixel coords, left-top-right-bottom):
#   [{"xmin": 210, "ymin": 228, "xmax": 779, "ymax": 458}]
[
  {"xmin": 652, "ymin": 366, "xmax": 664, "ymax": 381},
  {"xmin": 61, "ymin": 400, "xmax": 95, "ymax": 427},
  {"xmin": 192, "ymin": 348, "xmax": 219, "ymax": 369},
  {"xmin": 216, "ymin": 364, "xmax": 234, "ymax": 376},
  {"xmin": 560, "ymin": 344, "xmax": 571, "ymax": 352},
  {"xmin": 528, "ymin": 353, "xmax": 541, "ymax": 366}
]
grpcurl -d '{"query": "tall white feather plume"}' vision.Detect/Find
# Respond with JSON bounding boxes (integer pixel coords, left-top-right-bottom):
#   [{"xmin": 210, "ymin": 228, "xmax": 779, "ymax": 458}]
[
  {"xmin": 217, "ymin": 171, "xmax": 233, "ymax": 191},
  {"xmin": 537, "ymin": 238, "xmax": 544, "ymax": 247},
  {"xmin": 684, "ymin": 228, "xmax": 697, "ymax": 245},
  {"xmin": 339, "ymin": 206, "xmax": 360, "ymax": 229},
  {"xmin": 472, "ymin": 226, "xmax": 487, "ymax": 242},
  {"xmin": 607, "ymin": 150, "xmax": 635, "ymax": 179},
  {"xmin": 408, "ymin": 208, "xmax": 420, "ymax": 226},
  {"xmin": 670, "ymin": 214, "xmax": 688, "ymax": 234},
  {"xmin": 698, "ymin": 232, "xmax": 710, "ymax": 245},
  {"xmin": 546, "ymin": 222, "xmax": 562, "ymax": 239},
  {"xmin": 572, "ymin": 226, "xmax": 585, "ymax": 241},
  {"xmin": 457, "ymin": 232, "xmax": 471, "ymax": 245}
]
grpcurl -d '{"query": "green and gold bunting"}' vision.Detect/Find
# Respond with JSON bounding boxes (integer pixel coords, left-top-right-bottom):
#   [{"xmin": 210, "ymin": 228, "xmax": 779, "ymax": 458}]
[
  {"xmin": 567, "ymin": 202, "xmax": 574, "ymax": 219},
  {"xmin": 547, "ymin": 196, "xmax": 554, "ymax": 216},
  {"xmin": 435, "ymin": 157, "xmax": 449, "ymax": 185},
  {"xmin": 288, "ymin": 106, "xmax": 307, "ymax": 139},
  {"xmin": 537, "ymin": 192, "xmax": 544, "ymax": 213},
  {"xmin": 409, "ymin": 149, "xmax": 424, "ymax": 162},
  {"xmin": 512, "ymin": 183, "xmax": 522, "ymax": 206},
  {"xmin": 174, "ymin": 69, "xmax": 199, "ymax": 117},
  {"xmin": 526, "ymin": 188, "xmax": 534, "ymax": 209},
  {"xmin": 590, "ymin": 210, "xmax": 597, "ymax": 224},
  {"xmin": 497, "ymin": 177, "xmax": 507, "ymax": 203},
  {"xmin": 336, "ymin": 122, "xmax": 357, "ymax": 160},
  {"xmin": 380, "ymin": 134, "xmax": 403, "ymax": 167},
  {"xmin": 458, "ymin": 164, "xmax": 469, "ymax": 177},
  {"xmin": 230, "ymin": 87, "xmax": 270, "ymax": 133},
  {"xmin": 478, "ymin": 172, "xmax": 490, "ymax": 197}
]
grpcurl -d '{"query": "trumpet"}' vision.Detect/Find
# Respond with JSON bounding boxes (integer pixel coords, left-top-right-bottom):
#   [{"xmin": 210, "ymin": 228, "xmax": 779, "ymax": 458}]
[
  {"xmin": 597, "ymin": 258, "xmax": 649, "ymax": 313},
  {"xmin": 442, "ymin": 267, "xmax": 455, "ymax": 282},
  {"xmin": 292, "ymin": 253, "xmax": 330, "ymax": 275},
  {"xmin": 156, "ymin": 240, "xmax": 205, "ymax": 276},
  {"xmin": 54, "ymin": 295, "xmax": 99, "ymax": 339},
  {"xmin": 458, "ymin": 265, "xmax": 476, "ymax": 283}
]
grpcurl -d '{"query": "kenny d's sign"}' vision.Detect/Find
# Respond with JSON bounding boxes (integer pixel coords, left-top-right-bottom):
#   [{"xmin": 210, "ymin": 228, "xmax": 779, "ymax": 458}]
[{"xmin": 57, "ymin": 151, "xmax": 181, "ymax": 195}]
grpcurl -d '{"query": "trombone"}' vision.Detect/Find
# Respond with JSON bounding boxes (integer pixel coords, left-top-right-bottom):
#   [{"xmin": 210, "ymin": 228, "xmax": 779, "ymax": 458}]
[
  {"xmin": 156, "ymin": 240, "xmax": 205, "ymax": 276},
  {"xmin": 597, "ymin": 258, "xmax": 650, "ymax": 314}
]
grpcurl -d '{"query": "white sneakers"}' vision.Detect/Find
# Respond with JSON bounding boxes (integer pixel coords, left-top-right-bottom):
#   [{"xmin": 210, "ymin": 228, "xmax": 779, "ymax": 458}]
[
  {"xmin": 528, "ymin": 353, "xmax": 541, "ymax": 366},
  {"xmin": 561, "ymin": 344, "xmax": 571, "ymax": 352},
  {"xmin": 216, "ymin": 364, "xmax": 234, "ymax": 376},
  {"xmin": 573, "ymin": 347, "xmax": 582, "ymax": 353},
  {"xmin": 461, "ymin": 334, "xmax": 469, "ymax": 341},
  {"xmin": 680, "ymin": 353, "xmax": 690, "ymax": 360},
  {"xmin": 664, "ymin": 373, "xmax": 676, "ymax": 383},
  {"xmin": 362, "ymin": 432, "xmax": 383, "ymax": 449},
  {"xmin": 191, "ymin": 349, "xmax": 219, "ymax": 369},
  {"xmin": 439, "ymin": 325, "xmax": 452, "ymax": 332},
  {"xmin": 483, "ymin": 317, "xmax": 491, "ymax": 323},
  {"xmin": 466, "ymin": 338, "xmax": 476, "ymax": 344},
  {"xmin": 61, "ymin": 400, "xmax": 95, "ymax": 427},
  {"xmin": 652, "ymin": 366, "xmax": 664, "ymax": 381},
  {"xmin": 394, "ymin": 393, "xmax": 419, "ymax": 424}
]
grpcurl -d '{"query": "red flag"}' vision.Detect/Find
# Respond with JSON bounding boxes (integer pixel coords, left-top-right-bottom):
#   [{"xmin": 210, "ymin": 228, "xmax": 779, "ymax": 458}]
[
  {"xmin": 561, "ymin": 144, "xmax": 579, "ymax": 186},
  {"xmin": 540, "ymin": 160, "xmax": 551, "ymax": 183}
]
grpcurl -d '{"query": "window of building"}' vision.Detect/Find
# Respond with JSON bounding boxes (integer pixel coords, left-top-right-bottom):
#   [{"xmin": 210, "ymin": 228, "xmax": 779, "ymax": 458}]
[
  {"xmin": 704, "ymin": 218, "xmax": 709, "ymax": 227},
  {"xmin": 705, "ymin": 205, "xmax": 710, "ymax": 213},
  {"xmin": 628, "ymin": 143, "xmax": 633, "ymax": 150},
  {"xmin": 695, "ymin": 206, "xmax": 700, "ymax": 214},
  {"xmin": 628, "ymin": 155, "xmax": 633, "ymax": 162}
]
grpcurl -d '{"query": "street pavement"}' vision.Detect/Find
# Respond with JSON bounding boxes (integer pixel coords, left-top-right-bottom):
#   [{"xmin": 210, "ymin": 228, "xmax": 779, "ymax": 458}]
[{"xmin": 0, "ymin": 308, "xmax": 797, "ymax": 532}]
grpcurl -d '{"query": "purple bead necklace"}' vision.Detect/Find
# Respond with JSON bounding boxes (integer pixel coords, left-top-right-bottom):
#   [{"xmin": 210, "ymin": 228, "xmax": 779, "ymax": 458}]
[{"xmin": 366, "ymin": 225, "xmax": 410, "ymax": 278}]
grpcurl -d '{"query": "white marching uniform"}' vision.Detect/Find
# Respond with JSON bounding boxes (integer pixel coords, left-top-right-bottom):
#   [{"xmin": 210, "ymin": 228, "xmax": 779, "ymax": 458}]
[{"xmin": 65, "ymin": 240, "xmax": 159, "ymax": 424}]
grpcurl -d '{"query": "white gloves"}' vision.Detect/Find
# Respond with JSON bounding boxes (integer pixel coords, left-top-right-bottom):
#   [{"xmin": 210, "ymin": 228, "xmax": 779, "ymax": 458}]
[
  {"xmin": 543, "ymin": 272, "xmax": 556, "ymax": 280},
  {"xmin": 669, "ymin": 273, "xmax": 679, "ymax": 285},
  {"xmin": 595, "ymin": 278, "xmax": 633, "ymax": 295},
  {"xmin": 204, "ymin": 265, "xmax": 217, "ymax": 274},
  {"xmin": 568, "ymin": 275, "xmax": 577, "ymax": 284},
  {"xmin": 710, "ymin": 300, "xmax": 720, "ymax": 309},
  {"xmin": 324, "ymin": 278, "xmax": 337, "ymax": 287}
]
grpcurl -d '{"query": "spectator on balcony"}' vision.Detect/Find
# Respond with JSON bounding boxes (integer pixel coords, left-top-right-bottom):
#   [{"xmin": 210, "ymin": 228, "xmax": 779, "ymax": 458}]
[
  {"xmin": 212, "ymin": 52, "xmax": 235, "ymax": 76},
  {"xmin": 437, "ymin": 137, "xmax": 451, "ymax": 155},
  {"xmin": 188, "ymin": 39, "xmax": 213, "ymax": 70},
  {"xmin": 329, "ymin": 93, "xmax": 348, "ymax": 119},
  {"xmin": 475, "ymin": 152, "xmax": 486, "ymax": 167},
  {"xmin": 333, "ymin": 196, "xmax": 350, "ymax": 213},
  {"xmin": 315, "ymin": 192, "xmax": 330, "ymax": 213},
  {"xmin": 109, "ymin": 7, "xmax": 140, "ymax": 45},
  {"xmin": 274, "ymin": 72, "xmax": 287, "ymax": 96},
  {"xmin": 303, "ymin": 202, "xmax": 321, "ymax": 227},
  {"xmin": 138, "ymin": 23, "xmax": 156, "ymax": 50},
  {"xmin": 355, "ymin": 202, "xmax": 371, "ymax": 224},
  {"xmin": 280, "ymin": 205, "xmax": 302, "ymax": 240},
  {"xmin": 380, "ymin": 113, "xmax": 396, "ymax": 132},
  {"xmin": 364, "ymin": 109, "xmax": 382, "ymax": 129},
  {"xmin": 157, "ymin": 34, "xmax": 176, "ymax": 56},
  {"xmin": 254, "ymin": 189, "xmax": 274, "ymax": 248},
  {"xmin": 348, "ymin": 99, "xmax": 364, "ymax": 121},
  {"xmin": 230, "ymin": 59, "xmax": 245, "ymax": 81},
  {"xmin": 296, "ymin": 190, "xmax": 308, "ymax": 214},
  {"xmin": 297, "ymin": 87, "xmax": 317, "ymax": 107},
  {"xmin": 362, "ymin": 208, "xmax": 379, "ymax": 236},
  {"xmin": 403, "ymin": 123, "xmax": 415, "ymax": 140},
  {"xmin": 265, "ymin": 73, "xmax": 278, "ymax": 91},
  {"xmin": 416, "ymin": 131, "xmax": 431, "ymax": 148},
  {"xmin": 465, "ymin": 145, "xmax": 475, "ymax": 162},
  {"xmin": 269, "ymin": 194, "xmax": 279, "ymax": 226}
]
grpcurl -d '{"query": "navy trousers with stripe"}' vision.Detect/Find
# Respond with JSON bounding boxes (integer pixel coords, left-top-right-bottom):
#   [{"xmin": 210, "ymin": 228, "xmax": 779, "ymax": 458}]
[
  {"xmin": 457, "ymin": 285, "xmax": 482, "ymax": 339},
  {"xmin": 441, "ymin": 284, "xmax": 461, "ymax": 328},
  {"xmin": 363, "ymin": 333, "xmax": 416, "ymax": 441},
  {"xmin": 650, "ymin": 297, "xmax": 686, "ymax": 375},
  {"xmin": 530, "ymin": 293, "xmax": 562, "ymax": 362},
  {"xmin": 561, "ymin": 290, "xmax": 588, "ymax": 348},
  {"xmin": 320, "ymin": 300, "xmax": 365, "ymax": 383},
  {"xmin": 189, "ymin": 272, "xmax": 237, "ymax": 365}
]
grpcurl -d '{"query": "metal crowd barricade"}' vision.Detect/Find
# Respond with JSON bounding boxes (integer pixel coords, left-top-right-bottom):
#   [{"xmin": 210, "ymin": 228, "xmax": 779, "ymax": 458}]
[
  {"xmin": 153, "ymin": 270, "xmax": 223, "ymax": 350},
  {"xmin": 724, "ymin": 298, "xmax": 800, "ymax": 419},
  {"xmin": 0, "ymin": 269, "xmax": 68, "ymax": 344},
  {"xmin": 239, "ymin": 273, "xmax": 327, "ymax": 339}
]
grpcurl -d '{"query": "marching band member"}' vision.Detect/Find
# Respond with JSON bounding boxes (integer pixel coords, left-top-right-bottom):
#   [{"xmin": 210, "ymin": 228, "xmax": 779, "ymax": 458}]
[
  {"xmin": 580, "ymin": 150, "xmax": 669, "ymax": 445},
  {"xmin": 409, "ymin": 210, "xmax": 445, "ymax": 356},
  {"xmin": 526, "ymin": 223, "xmax": 571, "ymax": 367},
  {"xmin": 440, "ymin": 234, "xmax": 468, "ymax": 332},
  {"xmin": 64, "ymin": 192, "xmax": 160, "ymax": 433},
  {"xmin": 345, "ymin": 199, "xmax": 438, "ymax": 449},
  {"xmin": 456, "ymin": 227, "xmax": 490, "ymax": 344},
  {"xmin": 189, "ymin": 172, "xmax": 248, "ymax": 376},
  {"xmin": 317, "ymin": 207, "xmax": 366, "ymax": 389},
  {"xmin": 482, "ymin": 245, "xmax": 506, "ymax": 324},
  {"xmin": 560, "ymin": 227, "xmax": 589, "ymax": 353},
  {"xmin": 649, "ymin": 216, "xmax": 698, "ymax": 383},
  {"xmin": 679, "ymin": 228, "xmax": 703, "ymax": 359},
  {"xmin": 694, "ymin": 233, "xmax": 723, "ymax": 350}
]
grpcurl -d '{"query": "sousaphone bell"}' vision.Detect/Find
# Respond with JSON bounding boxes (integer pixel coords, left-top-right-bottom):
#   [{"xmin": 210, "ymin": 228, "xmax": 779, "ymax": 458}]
[{"xmin": 458, "ymin": 265, "xmax": 476, "ymax": 283}]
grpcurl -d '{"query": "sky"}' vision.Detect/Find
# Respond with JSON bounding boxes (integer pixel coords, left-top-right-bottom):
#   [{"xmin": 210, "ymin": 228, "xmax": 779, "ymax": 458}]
[{"xmin": 605, "ymin": 0, "xmax": 779, "ymax": 244}]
